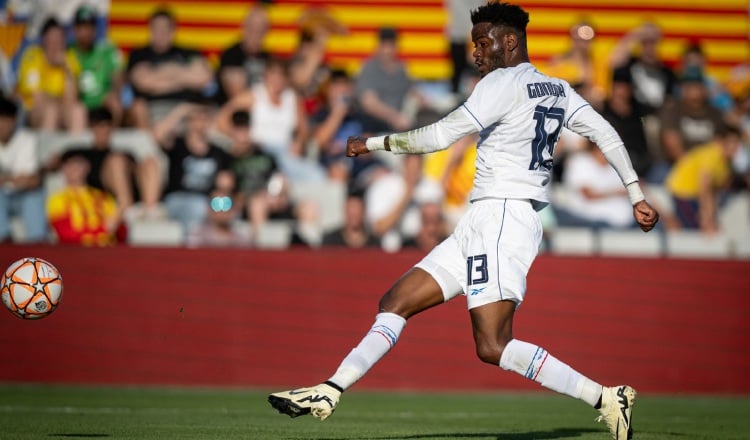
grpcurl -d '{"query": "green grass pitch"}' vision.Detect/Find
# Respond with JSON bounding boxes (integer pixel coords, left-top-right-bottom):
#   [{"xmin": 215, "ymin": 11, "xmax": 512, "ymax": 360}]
[{"xmin": 0, "ymin": 385, "xmax": 748, "ymax": 439}]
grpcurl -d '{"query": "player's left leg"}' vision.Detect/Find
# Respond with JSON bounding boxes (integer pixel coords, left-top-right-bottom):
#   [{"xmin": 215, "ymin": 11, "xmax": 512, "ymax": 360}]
[
  {"xmin": 470, "ymin": 302, "xmax": 634, "ymax": 439},
  {"xmin": 467, "ymin": 199, "xmax": 634, "ymax": 439}
]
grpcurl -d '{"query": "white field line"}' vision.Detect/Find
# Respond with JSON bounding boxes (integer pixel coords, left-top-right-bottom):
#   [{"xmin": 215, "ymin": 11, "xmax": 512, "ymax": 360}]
[{"xmin": 0, "ymin": 405, "xmax": 498, "ymax": 419}]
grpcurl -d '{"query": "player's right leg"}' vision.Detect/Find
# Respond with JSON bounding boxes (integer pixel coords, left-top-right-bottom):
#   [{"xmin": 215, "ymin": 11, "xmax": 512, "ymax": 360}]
[{"xmin": 268, "ymin": 266, "xmax": 450, "ymax": 420}]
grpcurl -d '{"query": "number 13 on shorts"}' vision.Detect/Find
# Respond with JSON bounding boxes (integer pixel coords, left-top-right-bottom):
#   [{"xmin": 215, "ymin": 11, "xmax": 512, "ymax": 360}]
[{"xmin": 467, "ymin": 254, "xmax": 489, "ymax": 294}]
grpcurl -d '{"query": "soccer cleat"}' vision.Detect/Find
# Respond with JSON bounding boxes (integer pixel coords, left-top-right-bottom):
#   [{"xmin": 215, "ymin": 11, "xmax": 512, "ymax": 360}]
[
  {"xmin": 596, "ymin": 385, "xmax": 637, "ymax": 440},
  {"xmin": 268, "ymin": 383, "xmax": 341, "ymax": 421}
]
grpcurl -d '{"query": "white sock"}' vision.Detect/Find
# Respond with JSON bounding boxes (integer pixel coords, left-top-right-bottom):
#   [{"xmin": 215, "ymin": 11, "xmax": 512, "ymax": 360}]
[
  {"xmin": 499, "ymin": 339, "xmax": 602, "ymax": 407},
  {"xmin": 327, "ymin": 312, "xmax": 406, "ymax": 390}
]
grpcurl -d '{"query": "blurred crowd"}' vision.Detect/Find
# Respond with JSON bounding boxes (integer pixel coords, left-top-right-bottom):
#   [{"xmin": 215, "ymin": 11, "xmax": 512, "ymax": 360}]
[{"xmin": 1, "ymin": 1, "xmax": 749, "ymax": 253}]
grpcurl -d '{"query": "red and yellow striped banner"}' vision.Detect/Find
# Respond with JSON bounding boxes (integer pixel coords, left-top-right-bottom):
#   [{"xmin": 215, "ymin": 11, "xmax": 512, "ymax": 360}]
[{"xmin": 109, "ymin": 0, "xmax": 748, "ymax": 82}]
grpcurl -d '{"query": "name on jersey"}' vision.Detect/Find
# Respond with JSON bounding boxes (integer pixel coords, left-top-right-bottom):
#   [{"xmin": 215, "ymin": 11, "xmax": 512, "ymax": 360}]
[{"xmin": 526, "ymin": 82, "xmax": 566, "ymax": 99}]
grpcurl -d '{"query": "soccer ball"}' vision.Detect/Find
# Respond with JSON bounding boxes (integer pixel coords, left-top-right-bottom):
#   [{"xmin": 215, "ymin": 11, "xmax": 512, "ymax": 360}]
[{"xmin": 1, "ymin": 258, "xmax": 63, "ymax": 319}]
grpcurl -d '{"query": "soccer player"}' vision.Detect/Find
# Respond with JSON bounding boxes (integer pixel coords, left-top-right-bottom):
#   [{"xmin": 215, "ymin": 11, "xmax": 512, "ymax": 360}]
[{"xmin": 269, "ymin": 3, "xmax": 659, "ymax": 439}]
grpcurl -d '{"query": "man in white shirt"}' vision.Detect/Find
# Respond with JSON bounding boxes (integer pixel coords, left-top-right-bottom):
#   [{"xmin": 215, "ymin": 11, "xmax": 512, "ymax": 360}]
[
  {"xmin": 269, "ymin": 3, "xmax": 658, "ymax": 439},
  {"xmin": 0, "ymin": 96, "xmax": 46, "ymax": 243},
  {"xmin": 559, "ymin": 140, "xmax": 636, "ymax": 229}
]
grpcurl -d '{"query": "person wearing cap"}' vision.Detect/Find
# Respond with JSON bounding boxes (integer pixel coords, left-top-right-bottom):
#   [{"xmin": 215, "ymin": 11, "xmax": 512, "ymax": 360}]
[
  {"xmin": 16, "ymin": 17, "xmax": 86, "ymax": 132},
  {"xmin": 354, "ymin": 26, "xmax": 419, "ymax": 134},
  {"xmin": 69, "ymin": 5, "xmax": 125, "ymax": 125},
  {"xmin": 659, "ymin": 67, "xmax": 727, "ymax": 166}
]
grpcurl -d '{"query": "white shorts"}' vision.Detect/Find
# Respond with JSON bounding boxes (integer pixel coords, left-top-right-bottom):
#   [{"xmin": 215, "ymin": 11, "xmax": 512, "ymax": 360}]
[{"xmin": 415, "ymin": 198, "xmax": 542, "ymax": 309}]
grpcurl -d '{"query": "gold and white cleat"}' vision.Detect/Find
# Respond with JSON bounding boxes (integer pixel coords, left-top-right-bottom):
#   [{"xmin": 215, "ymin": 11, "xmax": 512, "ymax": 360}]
[
  {"xmin": 268, "ymin": 382, "xmax": 341, "ymax": 421},
  {"xmin": 596, "ymin": 385, "xmax": 636, "ymax": 439}
]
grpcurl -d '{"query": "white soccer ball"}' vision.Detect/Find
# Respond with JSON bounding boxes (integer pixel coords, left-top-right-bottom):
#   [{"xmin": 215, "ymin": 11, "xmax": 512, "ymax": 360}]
[{"xmin": 1, "ymin": 257, "xmax": 63, "ymax": 319}]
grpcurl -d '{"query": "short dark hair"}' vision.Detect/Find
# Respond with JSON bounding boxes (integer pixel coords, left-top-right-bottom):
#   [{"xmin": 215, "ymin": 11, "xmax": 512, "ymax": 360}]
[
  {"xmin": 149, "ymin": 7, "xmax": 176, "ymax": 25},
  {"xmin": 0, "ymin": 95, "xmax": 19, "ymax": 118},
  {"xmin": 88, "ymin": 107, "xmax": 113, "ymax": 125},
  {"xmin": 329, "ymin": 68, "xmax": 350, "ymax": 82},
  {"xmin": 470, "ymin": 1, "xmax": 530, "ymax": 34},
  {"xmin": 40, "ymin": 17, "xmax": 63, "ymax": 37},
  {"xmin": 716, "ymin": 123, "xmax": 742, "ymax": 139},
  {"xmin": 60, "ymin": 148, "xmax": 90, "ymax": 164},
  {"xmin": 231, "ymin": 110, "xmax": 251, "ymax": 127},
  {"xmin": 378, "ymin": 27, "xmax": 398, "ymax": 42}
]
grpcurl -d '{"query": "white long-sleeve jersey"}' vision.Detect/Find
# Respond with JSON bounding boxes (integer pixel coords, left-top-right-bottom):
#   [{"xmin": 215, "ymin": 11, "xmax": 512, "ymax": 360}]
[{"xmin": 367, "ymin": 62, "xmax": 642, "ymax": 210}]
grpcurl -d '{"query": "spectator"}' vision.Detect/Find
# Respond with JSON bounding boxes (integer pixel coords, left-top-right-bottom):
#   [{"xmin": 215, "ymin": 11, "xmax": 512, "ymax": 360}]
[
  {"xmin": 364, "ymin": 154, "xmax": 422, "ymax": 250},
  {"xmin": 56, "ymin": 107, "xmax": 163, "ymax": 220},
  {"xmin": 225, "ymin": 110, "xmax": 318, "ymax": 246},
  {"xmin": 609, "ymin": 22, "xmax": 677, "ymax": 116},
  {"xmin": 127, "ymin": 8, "xmax": 213, "ymax": 128},
  {"xmin": 16, "ymin": 17, "xmax": 86, "ymax": 132},
  {"xmin": 601, "ymin": 67, "xmax": 652, "ymax": 179},
  {"xmin": 69, "ymin": 5, "xmax": 125, "ymax": 125},
  {"xmin": 666, "ymin": 124, "xmax": 743, "ymax": 233},
  {"xmin": 555, "ymin": 140, "xmax": 635, "ymax": 229},
  {"xmin": 290, "ymin": 8, "xmax": 346, "ymax": 103},
  {"xmin": 186, "ymin": 176, "xmax": 253, "ymax": 248},
  {"xmin": 402, "ymin": 200, "xmax": 449, "ymax": 252},
  {"xmin": 217, "ymin": 57, "xmax": 324, "ymax": 183},
  {"xmin": 355, "ymin": 27, "xmax": 417, "ymax": 133},
  {"xmin": 311, "ymin": 69, "xmax": 385, "ymax": 188},
  {"xmin": 216, "ymin": 5, "xmax": 270, "ymax": 104},
  {"xmin": 0, "ymin": 95, "xmax": 46, "ymax": 243},
  {"xmin": 46, "ymin": 149, "xmax": 126, "ymax": 246},
  {"xmin": 729, "ymin": 86, "xmax": 750, "ymax": 142},
  {"xmin": 421, "ymin": 132, "xmax": 477, "ymax": 230},
  {"xmin": 546, "ymin": 20, "xmax": 605, "ymax": 108},
  {"xmin": 679, "ymin": 42, "xmax": 734, "ymax": 114},
  {"xmin": 322, "ymin": 187, "xmax": 379, "ymax": 248},
  {"xmin": 152, "ymin": 101, "xmax": 233, "ymax": 234},
  {"xmin": 659, "ymin": 67, "xmax": 726, "ymax": 168}
]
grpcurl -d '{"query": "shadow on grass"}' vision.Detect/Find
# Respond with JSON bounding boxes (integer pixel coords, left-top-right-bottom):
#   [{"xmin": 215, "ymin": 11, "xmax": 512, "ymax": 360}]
[
  {"xmin": 49, "ymin": 435, "xmax": 110, "ymax": 438},
  {"xmin": 317, "ymin": 427, "xmax": 601, "ymax": 439}
]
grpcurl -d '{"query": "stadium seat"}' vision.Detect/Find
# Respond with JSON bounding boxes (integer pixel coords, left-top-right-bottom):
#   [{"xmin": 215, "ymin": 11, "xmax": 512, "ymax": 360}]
[
  {"xmin": 598, "ymin": 229, "xmax": 663, "ymax": 257},
  {"xmin": 733, "ymin": 232, "xmax": 750, "ymax": 259},
  {"xmin": 127, "ymin": 220, "xmax": 184, "ymax": 247},
  {"xmin": 290, "ymin": 180, "xmax": 345, "ymax": 233},
  {"xmin": 718, "ymin": 192, "xmax": 750, "ymax": 251},
  {"xmin": 665, "ymin": 231, "xmax": 731, "ymax": 259},
  {"xmin": 644, "ymin": 185, "xmax": 675, "ymax": 216},
  {"xmin": 549, "ymin": 227, "xmax": 596, "ymax": 255},
  {"xmin": 254, "ymin": 221, "xmax": 293, "ymax": 249}
]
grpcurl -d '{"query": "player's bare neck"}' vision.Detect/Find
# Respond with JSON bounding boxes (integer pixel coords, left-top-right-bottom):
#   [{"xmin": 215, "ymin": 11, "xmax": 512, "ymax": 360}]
[{"xmin": 504, "ymin": 49, "xmax": 530, "ymax": 68}]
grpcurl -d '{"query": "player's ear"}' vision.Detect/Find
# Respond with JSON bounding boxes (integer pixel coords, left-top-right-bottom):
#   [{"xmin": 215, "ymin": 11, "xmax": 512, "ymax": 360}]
[{"xmin": 504, "ymin": 31, "xmax": 519, "ymax": 52}]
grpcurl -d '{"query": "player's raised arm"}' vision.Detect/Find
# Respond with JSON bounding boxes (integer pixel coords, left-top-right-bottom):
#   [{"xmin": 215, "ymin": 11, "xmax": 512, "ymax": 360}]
[
  {"xmin": 564, "ymin": 95, "xmax": 659, "ymax": 232},
  {"xmin": 346, "ymin": 106, "xmax": 478, "ymax": 157}
]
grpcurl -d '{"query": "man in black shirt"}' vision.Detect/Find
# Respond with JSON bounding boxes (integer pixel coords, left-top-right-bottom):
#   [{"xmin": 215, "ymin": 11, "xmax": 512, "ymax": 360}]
[
  {"xmin": 153, "ymin": 100, "xmax": 232, "ymax": 234},
  {"xmin": 126, "ymin": 8, "xmax": 213, "ymax": 128},
  {"xmin": 216, "ymin": 5, "xmax": 270, "ymax": 104},
  {"xmin": 601, "ymin": 68, "xmax": 652, "ymax": 179}
]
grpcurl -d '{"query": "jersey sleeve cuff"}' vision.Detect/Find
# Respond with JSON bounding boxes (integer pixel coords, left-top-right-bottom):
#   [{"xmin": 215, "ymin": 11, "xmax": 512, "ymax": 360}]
[
  {"xmin": 365, "ymin": 136, "xmax": 387, "ymax": 151},
  {"xmin": 626, "ymin": 181, "xmax": 645, "ymax": 205}
]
